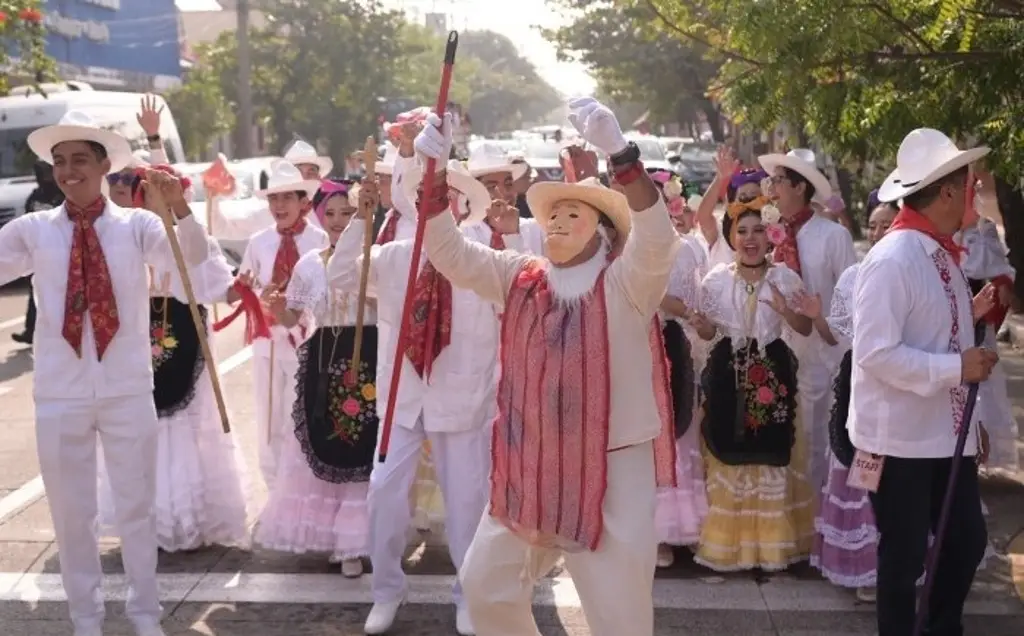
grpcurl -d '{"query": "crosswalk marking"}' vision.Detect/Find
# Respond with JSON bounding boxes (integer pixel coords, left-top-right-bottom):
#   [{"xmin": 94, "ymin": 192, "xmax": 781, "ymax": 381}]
[{"xmin": 0, "ymin": 572, "xmax": 1017, "ymax": 615}]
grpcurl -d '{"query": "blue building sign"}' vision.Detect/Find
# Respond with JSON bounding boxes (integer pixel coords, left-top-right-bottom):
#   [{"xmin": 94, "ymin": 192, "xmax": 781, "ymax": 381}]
[{"xmin": 43, "ymin": 0, "xmax": 181, "ymax": 91}]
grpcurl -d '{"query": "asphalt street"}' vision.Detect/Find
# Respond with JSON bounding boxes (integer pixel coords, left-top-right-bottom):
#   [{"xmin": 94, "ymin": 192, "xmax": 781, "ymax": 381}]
[{"xmin": 0, "ymin": 279, "xmax": 1019, "ymax": 635}]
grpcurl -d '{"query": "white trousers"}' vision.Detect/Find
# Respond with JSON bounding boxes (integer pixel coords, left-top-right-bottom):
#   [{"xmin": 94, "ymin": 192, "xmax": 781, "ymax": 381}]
[
  {"xmin": 368, "ymin": 417, "xmax": 490, "ymax": 607},
  {"xmin": 797, "ymin": 357, "xmax": 831, "ymax": 491},
  {"xmin": 36, "ymin": 394, "xmax": 161, "ymax": 632},
  {"xmin": 253, "ymin": 352, "xmax": 298, "ymax": 492},
  {"xmin": 460, "ymin": 442, "xmax": 657, "ymax": 636}
]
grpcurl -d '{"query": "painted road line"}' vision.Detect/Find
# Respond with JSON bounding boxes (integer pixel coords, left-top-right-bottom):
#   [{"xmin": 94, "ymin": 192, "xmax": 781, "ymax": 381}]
[
  {"xmin": 0, "ymin": 346, "xmax": 253, "ymax": 525},
  {"xmin": 0, "ymin": 316, "xmax": 25, "ymax": 332},
  {"xmin": 0, "ymin": 572, "xmax": 1017, "ymax": 615}
]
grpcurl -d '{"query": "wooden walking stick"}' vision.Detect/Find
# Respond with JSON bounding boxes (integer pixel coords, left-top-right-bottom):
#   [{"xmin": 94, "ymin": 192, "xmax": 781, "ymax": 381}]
[
  {"xmin": 377, "ymin": 31, "xmax": 459, "ymax": 463},
  {"xmin": 146, "ymin": 173, "xmax": 231, "ymax": 434},
  {"xmin": 205, "ymin": 198, "xmax": 220, "ymax": 324},
  {"xmin": 349, "ymin": 136, "xmax": 377, "ymax": 379}
]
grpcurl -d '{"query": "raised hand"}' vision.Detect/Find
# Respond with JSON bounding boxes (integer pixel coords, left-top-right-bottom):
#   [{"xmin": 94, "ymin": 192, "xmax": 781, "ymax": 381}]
[
  {"xmin": 760, "ymin": 281, "xmax": 789, "ymax": 315},
  {"xmin": 714, "ymin": 146, "xmax": 739, "ymax": 181},
  {"xmin": 791, "ymin": 290, "xmax": 823, "ymax": 319},
  {"xmin": 414, "ymin": 112, "xmax": 454, "ymax": 163},
  {"xmin": 357, "ymin": 178, "xmax": 379, "ymax": 220},
  {"xmin": 566, "ymin": 97, "xmax": 627, "ymax": 157},
  {"xmin": 486, "ymin": 199, "xmax": 519, "ymax": 235},
  {"xmin": 136, "ymin": 94, "xmax": 164, "ymax": 138},
  {"xmin": 972, "ymin": 283, "xmax": 996, "ymax": 321}
]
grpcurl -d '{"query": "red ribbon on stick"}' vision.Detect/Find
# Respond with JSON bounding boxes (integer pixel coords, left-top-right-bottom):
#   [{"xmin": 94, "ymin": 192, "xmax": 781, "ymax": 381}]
[{"xmin": 377, "ymin": 31, "xmax": 459, "ymax": 462}]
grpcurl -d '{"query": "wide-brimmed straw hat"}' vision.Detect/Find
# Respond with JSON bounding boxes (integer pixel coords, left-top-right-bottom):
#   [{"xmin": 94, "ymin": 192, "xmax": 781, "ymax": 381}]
[
  {"xmin": 255, "ymin": 159, "xmax": 321, "ymax": 199},
  {"xmin": 447, "ymin": 160, "xmax": 491, "ymax": 226},
  {"xmin": 283, "ymin": 139, "xmax": 333, "ymax": 176},
  {"xmin": 28, "ymin": 110, "xmax": 133, "ymax": 172},
  {"xmin": 758, "ymin": 148, "xmax": 832, "ymax": 203},
  {"xmin": 466, "ymin": 142, "xmax": 528, "ymax": 181},
  {"xmin": 877, "ymin": 129, "xmax": 989, "ymax": 203},
  {"xmin": 527, "ymin": 177, "xmax": 631, "ymax": 239}
]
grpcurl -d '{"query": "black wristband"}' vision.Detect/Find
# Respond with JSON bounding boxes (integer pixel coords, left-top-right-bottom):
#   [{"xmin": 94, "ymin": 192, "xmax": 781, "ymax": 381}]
[
  {"xmin": 609, "ymin": 141, "xmax": 640, "ymax": 167},
  {"xmin": 147, "ymin": 134, "xmax": 161, "ymax": 143}
]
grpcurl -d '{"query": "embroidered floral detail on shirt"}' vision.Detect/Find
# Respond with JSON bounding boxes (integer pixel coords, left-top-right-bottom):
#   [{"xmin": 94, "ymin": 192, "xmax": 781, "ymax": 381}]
[{"xmin": 931, "ymin": 250, "xmax": 969, "ymax": 434}]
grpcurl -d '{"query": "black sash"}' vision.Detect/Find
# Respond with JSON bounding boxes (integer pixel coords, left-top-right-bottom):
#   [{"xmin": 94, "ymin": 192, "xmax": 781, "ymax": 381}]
[
  {"xmin": 151, "ymin": 298, "xmax": 207, "ymax": 418},
  {"xmin": 828, "ymin": 350, "xmax": 856, "ymax": 467},
  {"xmin": 701, "ymin": 337, "xmax": 798, "ymax": 466},
  {"xmin": 662, "ymin": 320, "xmax": 695, "ymax": 438},
  {"xmin": 294, "ymin": 326, "xmax": 379, "ymax": 483}
]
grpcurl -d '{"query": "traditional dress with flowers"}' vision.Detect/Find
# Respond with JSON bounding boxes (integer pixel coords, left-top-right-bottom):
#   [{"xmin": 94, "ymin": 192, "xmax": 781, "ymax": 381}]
[
  {"xmin": 98, "ymin": 248, "xmax": 249, "ymax": 552},
  {"xmin": 696, "ymin": 263, "xmax": 815, "ymax": 571},
  {"xmin": 254, "ymin": 247, "xmax": 375, "ymax": 559},
  {"xmin": 656, "ymin": 234, "xmax": 709, "ymax": 547}
]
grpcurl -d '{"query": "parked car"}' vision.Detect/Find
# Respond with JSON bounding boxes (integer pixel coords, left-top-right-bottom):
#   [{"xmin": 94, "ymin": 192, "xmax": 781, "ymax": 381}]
[
  {"xmin": 669, "ymin": 145, "xmax": 717, "ymax": 193},
  {"xmin": 522, "ymin": 140, "xmax": 564, "ymax": 182}
]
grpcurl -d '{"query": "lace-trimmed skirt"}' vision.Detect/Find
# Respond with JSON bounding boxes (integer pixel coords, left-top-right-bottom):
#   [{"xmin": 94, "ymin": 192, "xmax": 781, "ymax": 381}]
[{"xmin": 254, "ymin": 325, "xmax": 377, "ymax": 558}]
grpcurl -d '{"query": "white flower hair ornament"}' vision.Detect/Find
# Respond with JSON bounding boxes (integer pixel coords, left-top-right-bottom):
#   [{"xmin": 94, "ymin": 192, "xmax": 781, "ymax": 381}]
[
  {"xmin": 761, "ymin": 203, "xmax": 781, "ymax": 225},
  {"xmin": 662, "ymin": 176, "xmax": 683, "ymax": 200}
]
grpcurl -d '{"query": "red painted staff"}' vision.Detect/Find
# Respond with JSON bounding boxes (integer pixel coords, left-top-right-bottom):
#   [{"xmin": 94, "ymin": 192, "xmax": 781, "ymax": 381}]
[{"xmin": 377, "ymin": 31, "xmax": 459, "ymax": 462}]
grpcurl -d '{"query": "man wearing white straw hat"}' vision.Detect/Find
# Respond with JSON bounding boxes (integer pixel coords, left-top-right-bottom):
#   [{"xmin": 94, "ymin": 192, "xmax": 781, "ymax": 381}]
[
  {"xmin": 758, "ymin": 148, "xmax": 857, "ymax": 490},
  {"xmin": 413, "ymin": 97, "xmax": 680, "ymax": 636},
  {"xmin": 216, "ymin": 159, "xmax": 328, "ymax": 491},
  {"xmin": 0, "ymin": 111, "xmax": 212, "ymax": 636},
  {"xmin": 849, "ymin": 128, "xmax": 994, "ymax": 636},
  {"xmin": 329, "ymin": 149, "xmax": 535, "ymax": 636},
  {"xmin": 284, "ymin": 138, "xmax": 334, "ymax": 180}
]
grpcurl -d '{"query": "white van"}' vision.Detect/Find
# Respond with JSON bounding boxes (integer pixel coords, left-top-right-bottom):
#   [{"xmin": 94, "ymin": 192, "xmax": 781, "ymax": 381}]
[{"xmin": 0, "ymin": 82, "xmax": 184, "ymax": 226}]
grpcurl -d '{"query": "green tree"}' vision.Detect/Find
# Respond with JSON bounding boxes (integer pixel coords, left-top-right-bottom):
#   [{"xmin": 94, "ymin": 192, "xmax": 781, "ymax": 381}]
[
  {"xmin": 0, "ymin": 2, "xmax": 55, "ymax": 94},
  {"xmin": 545, "ymin": 0, "xmax": 724, "ymax": 139},
  {"xmin": 641, "ymin": 0, "xmax": 1024, "ymax": 294},
  {"xmin": 165, "ymin": 49, "xmax": 234, "ymax": 161}
]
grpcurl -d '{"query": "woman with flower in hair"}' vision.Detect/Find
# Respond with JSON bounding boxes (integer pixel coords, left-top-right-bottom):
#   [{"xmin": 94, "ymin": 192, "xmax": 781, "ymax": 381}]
[
  {"xmin": 256, "ymin": 179, "xmax": 378, "ymax": 577},
  {"xmin": 648, "ymin": 169, "xmax": 710, "ymax": 567},
  {"xmin": 691, "ymin": 146, "xmax": 769, "ymax": 270},
  {"xmin": 97, "ymin": 164, "xmax": 250, "ymax": 552},
  {"xmin": 688, "ymin": 198, "xmax": 817, "ymax": 571}
]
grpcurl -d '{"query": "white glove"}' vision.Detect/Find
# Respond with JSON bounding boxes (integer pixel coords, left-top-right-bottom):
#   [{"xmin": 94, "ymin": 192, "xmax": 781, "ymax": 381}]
[
  {"xmin": 566, "ymin": 97, "xmax": 628, "ymax": 157},
  {"xmin": 414, "ymin": 112, "xmax": 454, "ymax": 164}
]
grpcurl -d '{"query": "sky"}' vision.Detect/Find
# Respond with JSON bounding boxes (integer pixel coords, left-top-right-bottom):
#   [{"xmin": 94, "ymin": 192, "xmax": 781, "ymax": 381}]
[{"xmin": 174, "ymin": 0, "xmax": 596, "ymax": 96}]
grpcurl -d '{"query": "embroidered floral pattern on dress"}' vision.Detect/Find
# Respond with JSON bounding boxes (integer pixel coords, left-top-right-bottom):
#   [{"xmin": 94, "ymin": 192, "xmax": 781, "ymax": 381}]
[
  {"xmin": 327, "ymin": 358, "xmax": 376, "ymax": 444},
  {"xmin": 150, "ymin": 321, "xmax": 179, "ymax": 369},
  {"xmin": 63, "ymin": 197, "xmax": 120, "ymax": 360},
  {"xmin": 736, "ymin": 348, "xmax": 790, "ymax": 433},
  {"xmin": 931, "ymin": 251, "xmax": 969, "ymax": 433}
]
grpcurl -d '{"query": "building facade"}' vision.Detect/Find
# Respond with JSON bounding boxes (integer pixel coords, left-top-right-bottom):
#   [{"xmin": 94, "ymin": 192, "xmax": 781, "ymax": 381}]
[{"xmin": 43, "ymin": 0, "xmax": 181, "ymax": 92}]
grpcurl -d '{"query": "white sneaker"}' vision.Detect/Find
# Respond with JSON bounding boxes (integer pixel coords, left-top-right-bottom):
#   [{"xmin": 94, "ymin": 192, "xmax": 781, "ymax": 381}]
[
  {"xmin": 656, "ymin": 544, "xmax": 675, "ymax": 568},
  {"xmin": 364, "ymin": 600, "xmax": 402, "ymax": 634},
  {"xmin": 855, "ymin": 586, "xmax": 877, "ymax": 603},
  {"xmin": 455, "ymin": 606, "xmax": 475, "ymax": 635},
  {"xmin": 341, "ymin": 558, "xmax": 364, "ymax": 578}
]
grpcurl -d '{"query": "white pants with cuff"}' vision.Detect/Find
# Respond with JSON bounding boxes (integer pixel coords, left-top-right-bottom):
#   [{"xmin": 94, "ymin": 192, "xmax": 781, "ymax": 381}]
[
  {"xmin": 36, "ymin": 393, "xmax": 161, "ymax": 633},
  {"xmin": 368, "ymin": 416, "xmax": 490, "ymax": 608},
  {"xmin": 459, "ymin": 441, "xmax": 657, "ymax": 636},
  {"xmin": 797, "ymin": 357, "xmax": 831, "ymax": 491},
  {"xmin": 253, "ymin": 352, "xmax": 298, "ymax": 492}
]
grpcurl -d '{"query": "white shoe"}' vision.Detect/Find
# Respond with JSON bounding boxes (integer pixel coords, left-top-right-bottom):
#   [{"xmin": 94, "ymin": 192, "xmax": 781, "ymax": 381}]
[
  {"xmin": 455, "ymin": 606, "xmax": 475, "ymax": 635},
  {"xmin": 364, "ymin": 600, "xmax": 402, "ymax": 634},
  {"xmin": 656, "ymin": 544, "xmax": 675, "ymax": 568},
  {"xmin": 341, "ymin": 558, "xmax": 364, "ymax": 578},
  {"xmin": 855, "ymin": 586, "xmax": 877, "ymax": 603}
]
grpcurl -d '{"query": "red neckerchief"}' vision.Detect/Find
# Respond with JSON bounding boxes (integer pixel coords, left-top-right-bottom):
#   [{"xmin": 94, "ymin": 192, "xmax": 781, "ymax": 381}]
[
  {"xmin": 63, "ymin": 196, "xmax": 119, "ymax": 360},
  {"xmin": 271, "ymin": 217, "xmax": 308, "ymax": 289},
  {"xmin": 888, "ymin": 205, "xmax": 965, "ymax": 265},
  {"xmin": 376, "ymin": 209, "xmax": 400, "ymax": 245},
  {"xmin": 771, "ymin": 206, "xmax": 814, "ymax": 275}
]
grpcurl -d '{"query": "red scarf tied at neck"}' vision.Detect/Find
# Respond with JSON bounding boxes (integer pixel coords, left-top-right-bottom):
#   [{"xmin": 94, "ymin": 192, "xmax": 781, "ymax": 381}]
[
  {"xmin": 888, "ymin": 205, "xmax": 966, "ymax": 265},
  {"xmin": 63, "ymin": 197, "xmax": 120, "ymax": 360},
  {"xmin": 272, "ymin": 218, "xmax": 308, "ymax": 289},
  {"xmin": 771, "ymin": 206, "xmax": 814, "ymax": 275}
]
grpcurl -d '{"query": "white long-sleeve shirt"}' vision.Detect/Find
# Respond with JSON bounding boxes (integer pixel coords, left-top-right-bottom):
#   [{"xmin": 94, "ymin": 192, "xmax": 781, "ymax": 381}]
[
  {"xmin": 848, "ymin": 230, "xmax": 979, "ymax": 459},
  {"xmin": 0, "ymin": 201, "xmax": 210, "ymax": 400}
]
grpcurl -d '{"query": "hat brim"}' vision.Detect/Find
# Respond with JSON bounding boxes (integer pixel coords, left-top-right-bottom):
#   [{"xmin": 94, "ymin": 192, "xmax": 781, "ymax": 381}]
[
  {"xmin": 877, "ymin": 147, "xmax": 990, "ymax": 203},
  {"xmin": 468, "ymin": 162, "xmax": 529, "ymax": 182},
  {"xmin": 255, "ymin": 179, "xmax": 322, "ymax": 199},
  {"xmin": 758, "ymin": 153, "xmax": 833, "ymax": 203},
  {"xmin": 448, "ymin": 168, "xmax": 490, "ymax": 227},
  {"xmin": 28, "ymin": 124, "xmax": 134, "ymax": 172},
  {"xmin": 526, "ymin": 181, "xmax": 631, "ymax": 240},
  {"xmin": 290, "ymin": 156, "xmax": 334, "ymax": 177}
]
